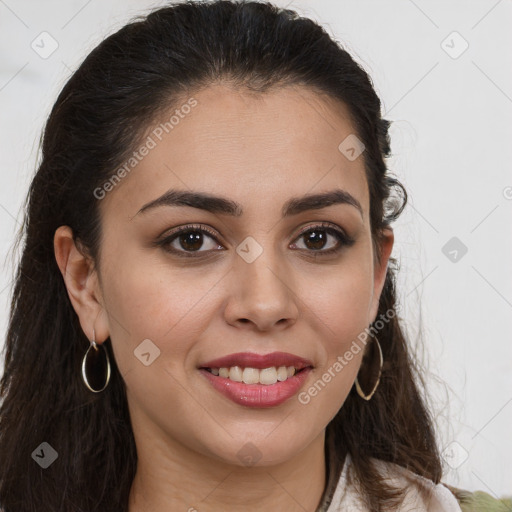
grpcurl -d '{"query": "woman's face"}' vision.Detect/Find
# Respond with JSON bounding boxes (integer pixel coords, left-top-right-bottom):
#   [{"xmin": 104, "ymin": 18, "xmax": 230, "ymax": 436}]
[{"xmin": 76, "ymin": 83, "xmax": 392, "ymax": 467}]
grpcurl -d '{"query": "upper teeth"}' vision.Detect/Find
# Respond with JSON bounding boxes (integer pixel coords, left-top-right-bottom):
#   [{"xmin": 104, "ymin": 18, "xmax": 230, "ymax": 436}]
[{"xmin": 209, "ymin": 366, "xmax": 297, "ymax": 385}]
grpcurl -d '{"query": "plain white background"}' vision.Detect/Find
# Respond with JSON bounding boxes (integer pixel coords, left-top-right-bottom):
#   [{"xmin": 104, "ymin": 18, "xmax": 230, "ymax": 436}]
[{"xmin": 1, "ymin": 0, "xmax": 511, "ymax": 498}]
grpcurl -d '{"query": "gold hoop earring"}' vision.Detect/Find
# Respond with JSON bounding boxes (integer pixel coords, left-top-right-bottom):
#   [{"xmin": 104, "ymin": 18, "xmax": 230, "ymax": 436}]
[
  {"xmin": 81, "ymin": 328, "xmax": 111, "ymax": 393},
  {"xmin": 355, "ymin": 335, "xmax": 383, "ymax": 401}
]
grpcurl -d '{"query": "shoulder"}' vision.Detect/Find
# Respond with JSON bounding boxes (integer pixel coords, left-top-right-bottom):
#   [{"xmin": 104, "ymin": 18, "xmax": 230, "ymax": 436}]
[
  {"xmin": 327, "ymin": 454, "xmax": 462, "ymax": 512},
  {"xmin": 371, "ymin": 458, "xmax": 462, "ymax": 512}
]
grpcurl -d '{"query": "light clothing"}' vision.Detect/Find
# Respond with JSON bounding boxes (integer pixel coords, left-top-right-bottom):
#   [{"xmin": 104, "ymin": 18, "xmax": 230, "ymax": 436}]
[{"xmin": 324, "ymin": 453, "xmax": 462, "ymax": 512}]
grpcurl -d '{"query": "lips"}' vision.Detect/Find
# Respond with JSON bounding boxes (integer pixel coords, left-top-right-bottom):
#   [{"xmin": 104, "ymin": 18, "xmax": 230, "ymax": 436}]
[
  {"xmin": 198, "ymin": 351, "xmax": 314, "ymax": 371},
  {"xmin": 199, "ymin": 366, "xmax": 312, "ymax": 408}
]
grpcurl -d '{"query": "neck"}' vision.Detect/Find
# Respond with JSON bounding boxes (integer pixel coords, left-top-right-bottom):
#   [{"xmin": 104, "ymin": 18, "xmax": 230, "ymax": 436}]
[{"xmin": 127, "ymin": 429, "xmax": 327, "ymax": 512}]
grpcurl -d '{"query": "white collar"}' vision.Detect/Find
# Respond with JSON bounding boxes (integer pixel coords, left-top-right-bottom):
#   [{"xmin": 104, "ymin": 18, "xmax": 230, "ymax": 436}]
[{"xmin": 324, "ymin": 453, "xmax": 462, "ymax": 512}]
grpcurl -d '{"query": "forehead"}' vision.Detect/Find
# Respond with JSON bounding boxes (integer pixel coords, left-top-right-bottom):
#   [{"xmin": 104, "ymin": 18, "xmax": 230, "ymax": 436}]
[{"xmin": 99, "ymin": 83, "xmax": 369, "ymax": 221}]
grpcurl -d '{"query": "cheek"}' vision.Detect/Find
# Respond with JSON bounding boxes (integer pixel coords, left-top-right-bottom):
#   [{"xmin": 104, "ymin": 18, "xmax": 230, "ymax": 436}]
[
  {"xmin": 304, "ymin": 255, "xmax": 375, "ymax": 338},
  {"xmin": 102, "ymin": 258, "xmax": 217, "ymax": 426},
  {"xmin": 102, "ymin": 252, "xmax": 224, "ymax": 368},
  {"xmin": 297, "ymin": 252, "xmax": 374, "ymax": 406}
]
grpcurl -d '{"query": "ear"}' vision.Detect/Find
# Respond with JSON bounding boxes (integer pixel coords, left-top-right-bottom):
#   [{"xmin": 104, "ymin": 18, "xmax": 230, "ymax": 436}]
[
  {"xmin": 368, "ymin": 227, "xmax": 394, "ymax": 323},
  {"xmin": 53, "ymin": 225, "xmax": 109, "ymax": 343}
]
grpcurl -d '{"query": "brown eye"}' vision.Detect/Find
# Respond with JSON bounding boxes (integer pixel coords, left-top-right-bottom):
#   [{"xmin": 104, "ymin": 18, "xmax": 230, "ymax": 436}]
[
  {"xmin": 177, "ymin": 231, "xmax": 204, "ymax": 252},
  {"xmin": 302, "ymin": 229, "xmax": 330, "ymax": 250},
  {"xmin": 291, "ymin": 223, "xmax": 355, "ymax": 255},
  {"xmin": 156, "ymin": 225, "xmax": 224, "ymax": 257}
]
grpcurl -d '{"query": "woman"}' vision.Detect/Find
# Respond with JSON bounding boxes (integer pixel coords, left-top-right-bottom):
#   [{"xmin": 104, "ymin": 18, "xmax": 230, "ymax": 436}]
[{"xmin": 0, "ymin": 1, "xmax": 483, "ymax": 510}]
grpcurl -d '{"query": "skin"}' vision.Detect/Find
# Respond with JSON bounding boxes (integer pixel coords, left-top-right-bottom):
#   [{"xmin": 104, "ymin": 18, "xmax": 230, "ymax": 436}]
[{"xmin": 54, "ymin": 83, "xmax": 393, "ymax": 512}]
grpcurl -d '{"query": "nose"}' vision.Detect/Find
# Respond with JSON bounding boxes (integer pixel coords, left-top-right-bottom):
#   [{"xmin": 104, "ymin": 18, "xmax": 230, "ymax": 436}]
[{"xmin": 223, "ymin": 243, "xmax": 300, "ymax": 332}]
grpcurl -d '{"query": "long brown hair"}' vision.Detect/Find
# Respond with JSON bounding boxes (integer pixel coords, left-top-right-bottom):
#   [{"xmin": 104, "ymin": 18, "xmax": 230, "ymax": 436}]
[{"xmin": 0, "ymin": 1, "xmax": 444, "ymax": 510}]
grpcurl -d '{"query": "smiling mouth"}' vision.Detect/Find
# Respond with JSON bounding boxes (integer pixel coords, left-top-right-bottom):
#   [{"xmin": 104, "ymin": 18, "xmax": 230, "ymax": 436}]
[{"xmin": 200, "ymin": 365, "xmax": 311, "ymax": 385}]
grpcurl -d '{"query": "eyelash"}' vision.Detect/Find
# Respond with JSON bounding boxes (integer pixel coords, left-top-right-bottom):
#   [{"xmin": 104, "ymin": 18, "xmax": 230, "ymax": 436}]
[{"xmin": 154, "ymin": 222, "xmax": 355, "ymax": 259}]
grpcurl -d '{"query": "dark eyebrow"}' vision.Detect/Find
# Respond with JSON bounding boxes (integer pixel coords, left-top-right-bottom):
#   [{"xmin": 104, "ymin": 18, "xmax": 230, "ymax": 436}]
[{"xmin": 135, "ymin": 188, "xmax": 363, "ymax": 219}]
